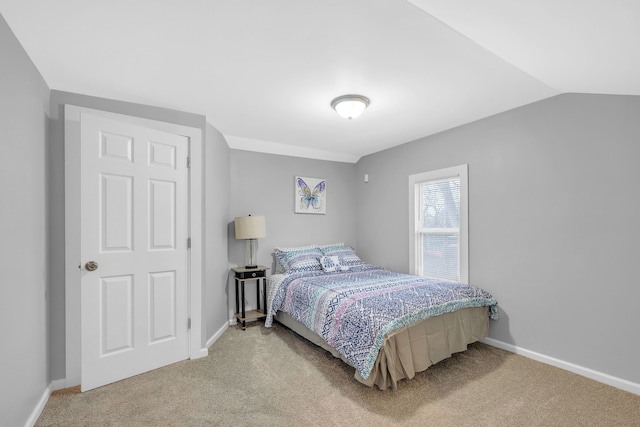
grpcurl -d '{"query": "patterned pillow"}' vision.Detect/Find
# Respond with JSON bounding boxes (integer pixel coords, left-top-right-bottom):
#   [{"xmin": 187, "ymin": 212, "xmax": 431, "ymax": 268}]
[
  {"xmin": 320, "ymin": 245, "xmax": 364, "ymax": 267},
  {"xmin": 318, "ymin": 242, "xmax": 344, "ymax": 250},
  {"xmin": 274, "ymin": 245, "xmax": 323, "ymax": 273},
  {"xmin": 319, "ymin": 255, "xmax": 350, "ymax": 273}
]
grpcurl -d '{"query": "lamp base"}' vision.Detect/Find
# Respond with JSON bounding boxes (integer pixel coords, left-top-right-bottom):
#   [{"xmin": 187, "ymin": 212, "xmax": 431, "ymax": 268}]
[{"xmin": 245, "ymin": 239, "xmax": 259, "ymax": 270}]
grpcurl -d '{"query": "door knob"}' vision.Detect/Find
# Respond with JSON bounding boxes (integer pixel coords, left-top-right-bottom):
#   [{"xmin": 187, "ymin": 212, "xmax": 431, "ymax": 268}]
[{"xmin": 85, "ymin": 261, "xmax": 98, "ymax": 271}]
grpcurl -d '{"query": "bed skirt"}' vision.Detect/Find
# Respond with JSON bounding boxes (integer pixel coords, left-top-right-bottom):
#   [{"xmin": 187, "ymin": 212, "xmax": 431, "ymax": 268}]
[{"xmin": 275, "ymin": 306, "xmax": 489, "ymax": 390}]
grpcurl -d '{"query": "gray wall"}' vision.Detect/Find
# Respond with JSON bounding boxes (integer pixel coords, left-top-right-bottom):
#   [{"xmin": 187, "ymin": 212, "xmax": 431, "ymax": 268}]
[
  {"xmin": 356, "ymin": 93, "xmax": 640, "ymax": 385},
  {"xmin": 229, "ymin": 150, "xmax": 357, "ymax": 317},
  {"xmin": 0, "ymin": 14, "xmax": 50, "ymax": 426},
  {"xmin": 204, "ymin": 123, "xmax": 231, "ymax": 339}
]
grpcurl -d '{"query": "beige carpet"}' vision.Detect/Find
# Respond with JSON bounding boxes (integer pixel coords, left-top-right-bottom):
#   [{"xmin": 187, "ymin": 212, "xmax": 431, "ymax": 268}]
[{"xmin": 37, "ymin": 321, "xmax": 640, "ymax": 426}]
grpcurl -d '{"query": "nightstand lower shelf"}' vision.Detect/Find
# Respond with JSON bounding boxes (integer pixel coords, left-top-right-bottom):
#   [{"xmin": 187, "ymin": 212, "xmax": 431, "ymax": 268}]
[{"xmin": 236, "ymin": 310, "xmax": 267, "ymax": 327}]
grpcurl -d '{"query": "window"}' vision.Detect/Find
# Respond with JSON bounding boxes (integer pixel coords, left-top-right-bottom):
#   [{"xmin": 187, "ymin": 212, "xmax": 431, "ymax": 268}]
[{"xmin": 409, "ymin": 165, "xmax": 468, "ymax": 283}]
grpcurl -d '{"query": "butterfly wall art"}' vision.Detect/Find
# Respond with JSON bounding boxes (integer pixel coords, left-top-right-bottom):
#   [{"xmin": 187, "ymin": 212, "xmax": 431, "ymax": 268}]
[{"xmin": 295, "ymin": 176, "xmax": 326, "ymax": 214}]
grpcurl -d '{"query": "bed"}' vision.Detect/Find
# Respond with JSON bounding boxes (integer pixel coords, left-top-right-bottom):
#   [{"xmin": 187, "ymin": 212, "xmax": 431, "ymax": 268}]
[{"xmin": 265, "ymin": 244, "xmax": 498, "ymax": 390}]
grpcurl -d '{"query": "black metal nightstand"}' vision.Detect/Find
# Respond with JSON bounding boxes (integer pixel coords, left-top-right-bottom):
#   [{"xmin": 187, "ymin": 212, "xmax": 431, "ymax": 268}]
[{"xmin": 231, "ymin": 266, "xmax": 268, "ymax": 330}]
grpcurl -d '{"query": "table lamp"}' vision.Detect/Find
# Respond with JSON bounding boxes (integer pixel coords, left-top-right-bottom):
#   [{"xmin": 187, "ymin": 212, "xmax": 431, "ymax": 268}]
[{"xmin": 234, "ymin": 215, "xmax": 266, "ymax": 269}]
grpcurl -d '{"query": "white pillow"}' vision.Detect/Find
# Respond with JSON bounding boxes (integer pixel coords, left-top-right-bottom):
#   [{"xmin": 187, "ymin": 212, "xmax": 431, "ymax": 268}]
[{"xmin": 320, "ymin": 255, "xmax": 349, "ymax": 273}]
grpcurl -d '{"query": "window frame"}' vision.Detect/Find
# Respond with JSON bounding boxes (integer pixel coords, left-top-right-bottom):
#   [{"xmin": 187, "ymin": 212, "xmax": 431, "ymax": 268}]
[{"xmin": 408, "ymin": 164, "xmax": 468, "ymax": 283}]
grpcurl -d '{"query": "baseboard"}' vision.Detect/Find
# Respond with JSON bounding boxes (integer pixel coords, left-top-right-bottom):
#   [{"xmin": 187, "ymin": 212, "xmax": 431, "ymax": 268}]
[
  {"xmin": 206, "ymin": 321, "xmax": 229, "ymax": 349},
  {"xmin": 481, "ymin": 337, "xmax": 640, "ymax": 396},
  {"xmin": 24, "ymin": 382, "xmax": 49, "ymax": 427}
]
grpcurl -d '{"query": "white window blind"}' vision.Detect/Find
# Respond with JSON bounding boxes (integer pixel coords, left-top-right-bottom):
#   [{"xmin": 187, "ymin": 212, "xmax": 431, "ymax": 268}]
[
  {"xmin": 417, "ymin": 178, "xmax": 461, "ymax": 281},
  {"xmin": 409, "ymin": 165, "xmax": 468, "ymax": 283}
]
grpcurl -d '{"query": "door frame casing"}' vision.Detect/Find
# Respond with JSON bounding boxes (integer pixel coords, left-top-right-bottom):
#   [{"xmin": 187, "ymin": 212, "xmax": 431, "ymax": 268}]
[{"xmin": 64, "ymin": 105, "xmax": 206, "ymax": 387}]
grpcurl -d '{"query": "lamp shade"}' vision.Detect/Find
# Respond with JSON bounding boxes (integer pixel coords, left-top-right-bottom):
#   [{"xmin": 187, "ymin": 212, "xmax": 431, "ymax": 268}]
[{"xmin": 234, "ymin": 215, "xmax": 266, "ymax": 239}]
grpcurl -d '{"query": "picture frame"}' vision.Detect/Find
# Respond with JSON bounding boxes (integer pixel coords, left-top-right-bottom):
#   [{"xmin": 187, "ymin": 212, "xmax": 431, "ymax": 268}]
[{"xmin": 294, "ymin": 176, "xmax": 326, "ymax": 214}]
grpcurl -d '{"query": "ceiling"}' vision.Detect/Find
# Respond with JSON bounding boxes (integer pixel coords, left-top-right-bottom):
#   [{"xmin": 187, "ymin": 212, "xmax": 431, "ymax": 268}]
[{"xmin": 2, "ymin": 1, "xmax": 639, "ymax": 163}]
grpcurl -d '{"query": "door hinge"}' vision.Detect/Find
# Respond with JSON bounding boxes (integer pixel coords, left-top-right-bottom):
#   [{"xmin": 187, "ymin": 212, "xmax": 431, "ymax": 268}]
[
  {"xmin": 188, "ymin": 318, "xmax": 192, "ymax": 330},
  {"xmin": 186, "ymin": 156, "xmax": 191, "ymax": 168},
  {"xmin": 187, "ymin": 237, "xmax": 191, "ymax": 249}
]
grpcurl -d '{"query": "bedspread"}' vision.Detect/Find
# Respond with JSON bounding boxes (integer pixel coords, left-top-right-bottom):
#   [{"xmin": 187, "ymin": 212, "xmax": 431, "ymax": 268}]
[{"xmin": 265, "ymin": 265, "xmax": 497, "ymax": 380}]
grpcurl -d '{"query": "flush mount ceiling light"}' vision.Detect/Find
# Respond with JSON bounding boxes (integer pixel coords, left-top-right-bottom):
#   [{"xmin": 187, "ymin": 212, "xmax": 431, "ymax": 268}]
[{"xmin": 330, "ymin": 94, "xmax": 370, "ymax": 120}]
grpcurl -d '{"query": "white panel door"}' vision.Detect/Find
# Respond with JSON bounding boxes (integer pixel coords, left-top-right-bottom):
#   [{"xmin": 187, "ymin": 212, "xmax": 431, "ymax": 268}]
[{"xmin": 80, "ymin": 112, "xmax": 189, "ymax": 391}]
